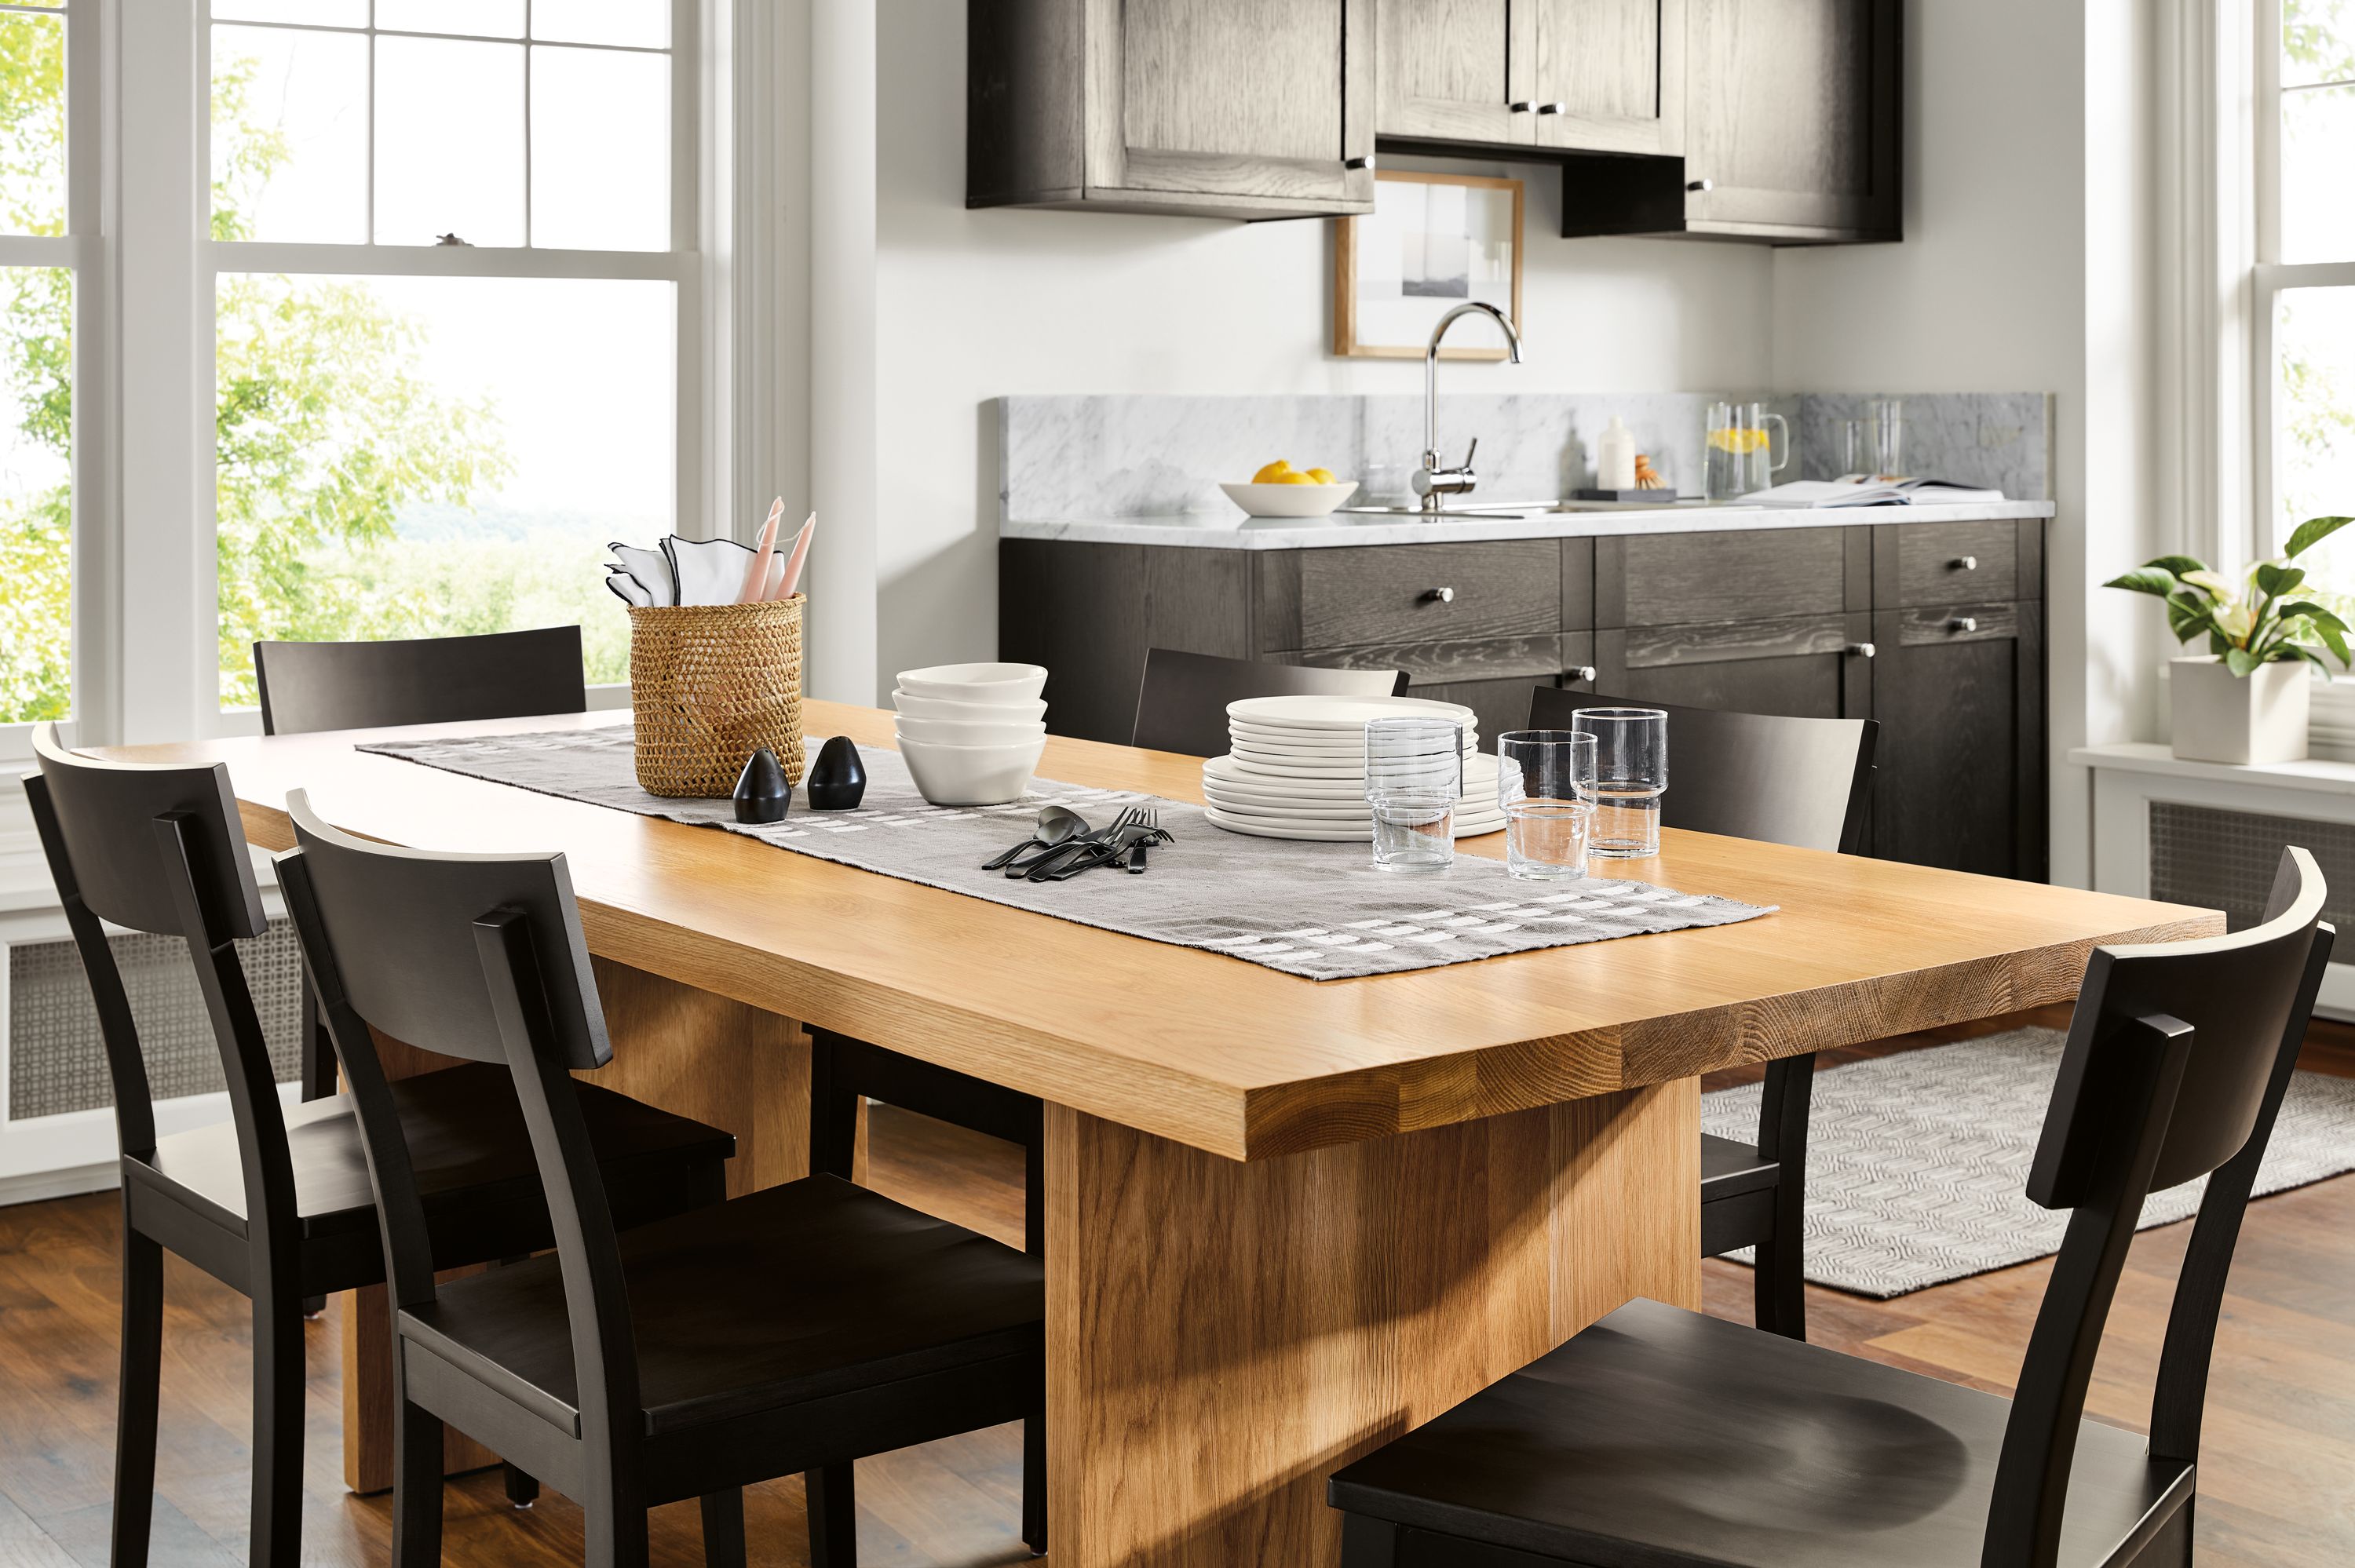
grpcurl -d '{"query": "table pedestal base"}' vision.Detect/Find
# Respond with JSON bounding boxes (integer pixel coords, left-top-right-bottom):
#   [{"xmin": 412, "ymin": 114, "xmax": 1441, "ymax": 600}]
[{"xmin": 1046, "ymin": 1081, "xmax": 1700, "ymax": 1566}]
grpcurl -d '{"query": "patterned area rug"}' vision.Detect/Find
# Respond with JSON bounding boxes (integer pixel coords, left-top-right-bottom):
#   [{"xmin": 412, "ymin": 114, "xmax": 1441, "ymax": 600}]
[{"xmin": 1700, "ymin": 1027, "xmax": 2355, "ymax": 1298}]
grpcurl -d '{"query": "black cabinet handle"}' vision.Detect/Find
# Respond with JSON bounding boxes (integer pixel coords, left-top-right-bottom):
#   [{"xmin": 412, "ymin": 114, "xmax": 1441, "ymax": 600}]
[
  {"xmin": 1345, "ymin": 155, "xmax": 1374, "ymax": 171},
  {"xmin": 1571, "ymin": 665, "xmax": 1598, "ymax": 682},
  {"xmin": 1509, "ymin": 101, "xmax": 1535, "ymax": 113},
  {"xmin": 1423, "ymin": 586, "xmax": 1455, "ymax": 604},
  {"xmin": 1846, "ymin": 642, "xmax": 1877, "ymax": 659},
  {"xmin": 1948, "ymin": 616, "xmax": 1978, "ymax": 633},
  {"xmin": 1687, "ymin": 178, "xmax": 1714, "ymax": 192},
  {"xmin": 1535, "ymin": 102, "xmax": 1569, "ymax": 114},
  {"xmin": 1951, "ymin": 555, "xmax": 1979, "ymax": 571}
]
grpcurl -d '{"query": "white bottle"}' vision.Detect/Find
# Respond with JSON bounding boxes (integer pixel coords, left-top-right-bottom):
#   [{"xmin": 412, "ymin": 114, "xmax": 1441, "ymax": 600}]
[{"xmin": 1596, "ymin": 415, "xmax": 1638, "ymax": 492}]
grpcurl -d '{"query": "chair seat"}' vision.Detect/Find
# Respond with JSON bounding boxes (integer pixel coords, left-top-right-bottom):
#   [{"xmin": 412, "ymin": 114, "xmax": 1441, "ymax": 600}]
[
  {"xmin": 136, "ymin": 1063, "xmax": 734, "ymax": 1252},
  {"xmin": 402, "ymin": 1174, "xmax": 1044, "ymax": 1438},
  {"xmin": 1329, "ymin": 1299, "xmax": 2191, "ymax": 1568},
  {"xmin": 1699, "ymin": 1131, "xmax": 1778, "ymax": 1201}
]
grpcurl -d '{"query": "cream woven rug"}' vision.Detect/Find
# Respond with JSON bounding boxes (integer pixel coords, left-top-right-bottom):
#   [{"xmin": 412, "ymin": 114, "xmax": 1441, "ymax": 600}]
[{"xmin": 1701, "ymin": 1026, "xmax": 2355, "ymax": 1297}]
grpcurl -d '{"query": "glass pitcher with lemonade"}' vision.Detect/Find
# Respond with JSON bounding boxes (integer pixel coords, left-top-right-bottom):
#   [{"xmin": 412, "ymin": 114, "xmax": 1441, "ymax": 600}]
[{"xmin": 1703, "ymin": 401, "xmax": 1790, "ymax": 499}]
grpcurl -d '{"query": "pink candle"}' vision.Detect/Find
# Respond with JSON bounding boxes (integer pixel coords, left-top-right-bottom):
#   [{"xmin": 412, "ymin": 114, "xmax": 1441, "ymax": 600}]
[{"xmin": 738, "ymin": 498, "xmax": 783, "ymax": 604}]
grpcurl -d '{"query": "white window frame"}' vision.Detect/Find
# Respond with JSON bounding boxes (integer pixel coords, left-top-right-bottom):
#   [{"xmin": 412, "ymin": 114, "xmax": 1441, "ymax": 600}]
[
  {"xmin": 0, "ymin": 0, "xmax": 108, "ymax": 759},
  {"xmin": 2252, "ymin": 0, "xmax": 2355, "ymax": 560},
  {"xmin": 190, "ymin": 1, "xmax": 703, "ymax": 736}
]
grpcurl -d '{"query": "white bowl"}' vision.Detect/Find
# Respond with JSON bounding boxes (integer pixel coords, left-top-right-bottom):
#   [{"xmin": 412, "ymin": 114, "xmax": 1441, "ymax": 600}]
[
  {"xmin": 896, "ymin": 735, "xmax": 1048, "ymax": 806},
  {"xmin": 891, "ymin": 687, "xmax": 1048, "ymax": 723},
  {"xmin": 893, "ymin": 714, "xmax": 1048, "ymax": 746},
  {"xmin": 1219, "ymin": 481, "xmax": 1360, "ymax": 520},
  {"xmin": 896, "ymin": 662, "xmax": 1049, "ymax": 704}
]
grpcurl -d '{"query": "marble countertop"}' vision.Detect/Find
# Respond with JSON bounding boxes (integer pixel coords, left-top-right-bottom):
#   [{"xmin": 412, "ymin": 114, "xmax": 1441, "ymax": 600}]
[{"xmin": 1001, "ymin": 499, "xmax": 2059, "ymax": 550}]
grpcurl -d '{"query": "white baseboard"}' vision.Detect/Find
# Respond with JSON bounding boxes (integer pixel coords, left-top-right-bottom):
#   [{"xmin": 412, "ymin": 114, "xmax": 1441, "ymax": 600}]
[{"xmin": 0, "ymin": 1161, "xmax": 118, "ymax": 1207}]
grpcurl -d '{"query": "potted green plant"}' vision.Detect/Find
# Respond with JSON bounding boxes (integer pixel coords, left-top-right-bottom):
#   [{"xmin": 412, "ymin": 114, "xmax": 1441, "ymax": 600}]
[{"xmin": 2106, "ymin": 515, "xmax": 2352, "ymax": 764}]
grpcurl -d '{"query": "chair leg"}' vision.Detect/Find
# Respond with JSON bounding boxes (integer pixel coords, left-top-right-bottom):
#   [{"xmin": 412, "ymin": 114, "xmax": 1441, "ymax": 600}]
[
  {"xmin": 1021, "ymin": 1387, "xmax": 1046, "ymax": 1554},
  {"xmin": 391, "ymin": 1398, "xmax": 444, "ymax": 1568},
  {"xmin": 1752, "ymin": 1227, "xmax": 1807, "ymax": 1340},
  {"xmin": 110, "ymin": 1222, "xmax": 163, "ymax": 1568},
  {"xmin": 246, "ymin": 1289, "xmax": 305, "ymax": 1568},
  {"xmin": 584, "ymin": 1492, "xmax": 651, "ymax": 1568},
  {"xmin": 1340, "ymin": 1512, "xmax": 1403, "ymax": 1567},
  {"xmin": 503, "ymin": 1463, "xmax": 540, "ymax": 1508},
  {"xmin": 806, "ymin": 1463, "xmax": 856, "ymax": 1568},
  {"xmin": 699, "ymin": 1490, "xmax": 748, "ymax": 1568}
]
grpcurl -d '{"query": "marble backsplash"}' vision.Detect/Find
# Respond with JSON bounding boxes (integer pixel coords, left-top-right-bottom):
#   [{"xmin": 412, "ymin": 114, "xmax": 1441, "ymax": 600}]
[{"xmin": 999, "ymin": 392, "xmax": 2051, "ymax": 520}]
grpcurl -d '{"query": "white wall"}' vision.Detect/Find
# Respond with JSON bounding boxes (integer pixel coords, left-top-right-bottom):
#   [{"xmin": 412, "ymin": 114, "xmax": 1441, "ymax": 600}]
[
  {"xmin": 1771, "ymin": 0, "xmax": 2160, "ymax": 887},
  {"xmin": 871, "ymin": 0, "xmax": 1776, "ymax": 702}
]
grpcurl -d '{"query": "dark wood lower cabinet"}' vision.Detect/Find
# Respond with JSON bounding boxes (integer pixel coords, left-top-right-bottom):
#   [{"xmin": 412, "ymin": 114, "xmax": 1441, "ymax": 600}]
[
  {"xmin": 1871, "ymin": 600, "xmax": 2045, "ymax": 881},
  {"xmin": 1001, "ymin": 521, "xmax": 2045, "ymax": 879}
]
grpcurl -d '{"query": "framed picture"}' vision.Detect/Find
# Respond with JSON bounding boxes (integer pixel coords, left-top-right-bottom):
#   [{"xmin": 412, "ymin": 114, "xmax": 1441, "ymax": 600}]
[{"xmin": 1334, "ymin": 171, "xmax": 1524, "ymax": 360}]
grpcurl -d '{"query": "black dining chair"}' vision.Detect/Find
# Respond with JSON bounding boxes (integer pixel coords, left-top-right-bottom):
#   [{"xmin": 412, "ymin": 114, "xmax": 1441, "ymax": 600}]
[
  {"xmin": 1130, "ymin": 647, "xmax": 1409, "ymax": 758},
  {"xmin": 279, "ymin": 792, "xmax": 1045, "ymax": 1568},
  {"xmin": 22, "ymin": 725, "xmax": 736, "ymax": 1568},
  {"xmin": 1529, "ymin": 686, "xmax": 1877, "ymax": 1339},
  {"xmin": 253, "ymin": 625, "xmax": 587, "ymax": 738},
  {"xmin": 1331, "ymin": 845, "xmax": 2331, "ymax": 1568}
]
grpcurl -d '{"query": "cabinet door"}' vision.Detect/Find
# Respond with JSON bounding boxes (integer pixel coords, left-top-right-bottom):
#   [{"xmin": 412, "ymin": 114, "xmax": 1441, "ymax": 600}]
[
  {"xmin": 1378, "ymin": 0, "xmax": 1534, "ymax": 148},
  {"xmin": 1684, "ymin": 0, "xmax": 1898, "ymax": 239},
  {"xmin": 1530, "ymin": 0, "xmax": 1685, "ymax": 156},
  {"xmin": 1871, "ymin": 600, "xmax": 2045, "ymax": 880},
  {"xmin": 1090, "ymin": 0, "xmax": 1374, "ymax": 212}
]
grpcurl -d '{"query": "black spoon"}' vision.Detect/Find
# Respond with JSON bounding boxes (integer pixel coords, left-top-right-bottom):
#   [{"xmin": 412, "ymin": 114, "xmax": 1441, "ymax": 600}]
[{"xmin": 984, "ymin": 804, "xmax": 1088, "ymax": 871}]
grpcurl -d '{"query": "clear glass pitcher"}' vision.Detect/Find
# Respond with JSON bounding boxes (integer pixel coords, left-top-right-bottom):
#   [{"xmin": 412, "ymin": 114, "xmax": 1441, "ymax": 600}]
[{"xmin": 1704, "ymin": 401, "xmax": 1790, "ymax": 499}]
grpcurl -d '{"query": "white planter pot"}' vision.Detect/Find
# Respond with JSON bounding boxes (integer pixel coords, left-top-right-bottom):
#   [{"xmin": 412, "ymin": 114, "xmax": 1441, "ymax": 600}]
[{"xmin": 2169, "ymin": 655, "xmax": 2310, "ymax": 765}]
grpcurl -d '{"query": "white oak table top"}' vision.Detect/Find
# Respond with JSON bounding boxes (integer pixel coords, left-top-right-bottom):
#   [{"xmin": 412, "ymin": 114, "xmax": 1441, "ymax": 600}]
[{"xmin": 102, "ymin": 702, "xmax": 2218, "ymax": 1161}]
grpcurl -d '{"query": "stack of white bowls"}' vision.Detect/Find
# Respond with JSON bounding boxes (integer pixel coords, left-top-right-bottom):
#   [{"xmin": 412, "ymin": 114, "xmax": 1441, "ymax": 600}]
[
  {"xmin": 1199, "ymin": 694, "xmax": 1506, "ymax": 841},
  {"xmin": 892, "ymin": 662, "xmax": 1050, "ymax": 805}
]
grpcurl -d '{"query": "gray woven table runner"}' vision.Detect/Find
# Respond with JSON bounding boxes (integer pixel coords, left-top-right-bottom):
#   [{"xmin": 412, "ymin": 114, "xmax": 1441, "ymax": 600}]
[{"xmin": 358, "ymin": 726, "xmax": 1775, "ymax": 981}]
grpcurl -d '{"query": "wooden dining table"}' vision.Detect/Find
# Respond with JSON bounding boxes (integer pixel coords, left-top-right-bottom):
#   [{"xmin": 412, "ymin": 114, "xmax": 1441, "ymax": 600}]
[{"xmin": 108, "ymin": 701, "xmax": 2216, "ymax": 1566}]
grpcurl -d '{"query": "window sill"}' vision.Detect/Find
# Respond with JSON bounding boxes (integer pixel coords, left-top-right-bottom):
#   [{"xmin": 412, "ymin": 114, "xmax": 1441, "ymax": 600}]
[{"xmin": 2068, "ymin": 742, "xmax": 2355, "ymax": 797}]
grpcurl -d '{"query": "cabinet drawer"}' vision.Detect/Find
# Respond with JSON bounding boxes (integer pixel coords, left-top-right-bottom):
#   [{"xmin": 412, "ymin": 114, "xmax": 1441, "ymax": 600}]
[
  {"xmin": 1601, "ymin": 527, "xmax": 1864, "ymax": 628},
  {"xmin": 1275, "ymin": 634, "xmax": 1573, "ymax": 687},
  {"xmin": 1272, "ymin": 541, "xmax": 1563, "ymax": 650},
  {"xmin": 1897, "ymin": 601, "xmax": 2019, "ymax": 647},
  {"xmin": 1892, "ymin": 521, "xmax": 2019, "ymax": 607}
]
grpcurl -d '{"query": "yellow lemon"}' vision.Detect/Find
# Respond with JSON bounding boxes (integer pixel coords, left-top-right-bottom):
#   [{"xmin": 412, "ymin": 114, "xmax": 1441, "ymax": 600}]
[
  {"xmin": 1251, "ymin": 460, "xmax": 1294, "ymax": 483},
  {"xmin": 1305, "ymin": 467, "xmax": 1336, "ymax": 484}
]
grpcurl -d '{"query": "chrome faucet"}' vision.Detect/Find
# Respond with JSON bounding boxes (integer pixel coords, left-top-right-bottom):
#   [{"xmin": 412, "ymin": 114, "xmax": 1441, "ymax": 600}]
[{"xmin": 1414, "ymin": 301, "xmax": 1524, "ymax": 512}]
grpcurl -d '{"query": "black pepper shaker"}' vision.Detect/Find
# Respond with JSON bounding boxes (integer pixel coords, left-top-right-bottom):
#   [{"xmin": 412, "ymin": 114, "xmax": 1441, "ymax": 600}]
[
  {"xmin": 732, "ymin": 746, "xmax": 791, "ymax": 824},
  {"xmin": 805, "ymin": 735, "xmax": 867, "ymax": 811}
]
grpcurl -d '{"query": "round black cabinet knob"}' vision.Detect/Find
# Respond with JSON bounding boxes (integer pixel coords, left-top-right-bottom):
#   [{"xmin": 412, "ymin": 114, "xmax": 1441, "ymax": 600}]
[
  {"xmin": 733, "ymin": 747, "xmax": 791, "ymax": 825},
  {"xmin": 805, "ymin": 735, "xmax": 868, "ymax": 811}
]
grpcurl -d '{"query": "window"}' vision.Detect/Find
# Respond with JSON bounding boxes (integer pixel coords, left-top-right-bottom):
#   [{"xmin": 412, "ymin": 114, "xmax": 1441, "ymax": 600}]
[
  {"xmin": 205, "ymin": 0, "xmax": 693, "ymax": 710},
  {"xmin": 2258, "ymin": 0, "xmax": 2355, "ymax": 577},
  {"xmin": 0, "ymin": 0, "xmax": 79, "ymax": 725}
]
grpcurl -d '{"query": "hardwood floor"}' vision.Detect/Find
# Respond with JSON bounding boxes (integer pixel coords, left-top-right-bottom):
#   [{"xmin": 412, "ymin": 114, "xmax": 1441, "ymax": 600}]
[{"xmin": 0, "ymin": 1010, "xmax": 2348, "ymax": 1566}]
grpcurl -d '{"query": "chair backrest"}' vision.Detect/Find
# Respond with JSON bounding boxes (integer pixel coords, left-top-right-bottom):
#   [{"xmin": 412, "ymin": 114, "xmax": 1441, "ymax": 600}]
[
  {"xmin": 254, "ymin": 625, "xmax": 586, "ymax": 735},
  {"xmin": 278, "ymin": 791, "xmax": 641, "ymax": 1448},
  {"xmin": 1131, "ymin": 648, "xmax": 1408, "ymax": 758},
  {"xmin": 1984, "ymin": 846, "xmax": 2331, "ymax": 1566},
  {"xmin": 24, "ymin": 724, "xmax": 287, "ymax": 1238},
  {"xmin": 1527, "ymin": 686, "xmax": 1877, "ymax": 855}
]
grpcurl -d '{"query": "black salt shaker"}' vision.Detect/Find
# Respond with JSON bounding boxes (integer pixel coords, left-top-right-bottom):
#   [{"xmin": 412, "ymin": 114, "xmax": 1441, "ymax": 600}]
[
  {"xmin": 805, "ymin": 735, "xmax": 867, "ymax": 811},
  {"xmin": 732, "ymin": 746, "xmax": 791, "ymax": 824}
]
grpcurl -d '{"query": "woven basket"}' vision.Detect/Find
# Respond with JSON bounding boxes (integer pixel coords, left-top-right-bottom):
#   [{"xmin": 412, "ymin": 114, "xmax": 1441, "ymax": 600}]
[{"xmin": 627, "ymin": 596, "xmax": 805, "ymax": 797}]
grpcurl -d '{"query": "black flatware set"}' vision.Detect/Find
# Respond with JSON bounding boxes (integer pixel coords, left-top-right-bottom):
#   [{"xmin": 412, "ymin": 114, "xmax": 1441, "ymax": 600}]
[{"xmin": 984, "ymin": 805, "xmax": 1172, "ymax": 881}]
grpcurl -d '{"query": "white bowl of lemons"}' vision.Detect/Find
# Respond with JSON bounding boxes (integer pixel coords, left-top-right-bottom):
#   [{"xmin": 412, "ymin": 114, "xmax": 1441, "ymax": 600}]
[{"xmin": 1219, "ymin": 460, "xmax": 1360, "ymax": 519}]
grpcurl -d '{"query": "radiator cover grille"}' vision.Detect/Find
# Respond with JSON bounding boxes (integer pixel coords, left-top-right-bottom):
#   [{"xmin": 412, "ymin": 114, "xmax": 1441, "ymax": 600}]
[
  {"xmin": 2148, "ymin": 800, "xmax": 2355, "ymax": 935},
  {"xmin": 7, "ymin": 921, "xmax": 305, "ymax": 1121}
]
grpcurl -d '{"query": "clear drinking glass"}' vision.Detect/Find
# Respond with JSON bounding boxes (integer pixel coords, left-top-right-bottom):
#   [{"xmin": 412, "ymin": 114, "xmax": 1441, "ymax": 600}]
[
  {"xmin": 1364, "ymin": 717, "xmax": 1462, "ymax": 874},
  {"xmin": 1871, "ymin": 398, "xmax": 1904, "ymax": 477},
  {"xmin": 1572, "ymin": 707, "xmax": 1667, "ymax": 857},
  {"xmin": 1496, "ymin": 730, "xmax": 1597, "ymax": 881},
  {"xmin": 1841, "ymin": 417, "xmax": 1873, "ymax": 478}
]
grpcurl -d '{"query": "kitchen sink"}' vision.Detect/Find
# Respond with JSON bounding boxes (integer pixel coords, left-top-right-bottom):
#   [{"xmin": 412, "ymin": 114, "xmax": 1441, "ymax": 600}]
[{"xmin": 1334, "ymin": 498, "xmax": 1754, "ymax": 520}]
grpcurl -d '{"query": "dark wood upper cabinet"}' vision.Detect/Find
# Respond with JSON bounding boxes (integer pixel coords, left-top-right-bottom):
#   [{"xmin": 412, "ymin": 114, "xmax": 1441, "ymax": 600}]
[
  {"xmin": 1378, "ymin": 0, "xmax": 1682, "ymax": 157},
  {"xmin": 1528, "ymin": 0, "xmax": 1685, "ymax": 157},
  {"xmin": 968, "ymin": 0, "xmax": 1375, "ymax": 221},
  {"xmin": 1678, "ymin": 0, "xmax": 1900, "ymax": 241}
]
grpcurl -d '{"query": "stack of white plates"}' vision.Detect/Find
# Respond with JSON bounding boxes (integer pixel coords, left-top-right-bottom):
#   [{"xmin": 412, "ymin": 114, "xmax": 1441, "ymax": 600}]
[{"xmin": 1200, "ymin": 694, "xmax": 1505, "ymax": 841}]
